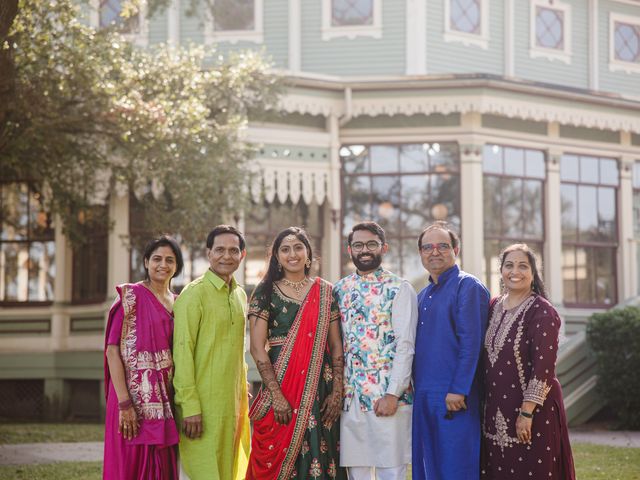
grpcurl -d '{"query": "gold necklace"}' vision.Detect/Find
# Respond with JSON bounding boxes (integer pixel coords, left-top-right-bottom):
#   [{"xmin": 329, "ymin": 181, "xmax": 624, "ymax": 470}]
[{"xmin": 280, "ymin": 277, "xmax": 309, "ymax": 294}]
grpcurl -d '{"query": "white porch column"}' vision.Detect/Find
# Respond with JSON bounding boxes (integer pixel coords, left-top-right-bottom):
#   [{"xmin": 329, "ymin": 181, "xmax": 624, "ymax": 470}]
[
  {"xmin": 618, "ymin": 154, "xmax": 635, "ymax": 301},
  {"xmin": 325, "ymin": 114, "xmax": 342, "ymax": 283},
  {"xmin": 405, "ymin": 0, "xmax": 427, "ymax": 74},
  {"xmin": 167, "ymin": 0, "xmax": 181, "ymax": 47},
  {"xmin": 459, "ymin": 141, "xmax": 484, "ymax": 279},
  {"xmin": 107, "ymin": 189, "xmax": 131, "ymax": 290},
  {"xmin": 51, "ymin": 215, "xmax": 72, "ymax": 351},
  {"xmin": 545, "ymin": 150, "xmax": 564, "ymax": 307}
]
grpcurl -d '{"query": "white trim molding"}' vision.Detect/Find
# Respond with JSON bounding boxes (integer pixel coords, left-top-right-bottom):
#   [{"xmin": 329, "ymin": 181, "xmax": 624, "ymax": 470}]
[
  {"xmin": 588, "ymin": 0, "xmax": 599, "ymax": 90},
  {"xmin": 529, "ymin": 0, "xmax": 572, "ymax": 64},
  {"xmin": 204, "ymin": 0, "xmax": 264, "ymax": 45},
  {"xmin": 90, "ymin": 0, "xmax": 149, "ymax": 47},
  {"xmin": 609, "ymin": 13, "xmax": 640, "ymax": 75},
  {"xmin": 444, "ymin": 0, "xmax": 490, "ymax": 50},
  {"xmin": 321, "ymin": 0, "xmax": 382, "ymax": 41},
  {"xmin": 250, "ymin": 158, "xmax": 333, "ymax": 206},
  {"xmin": 406, "ymin": 0, "xmax": 427, "ymax": 74}
]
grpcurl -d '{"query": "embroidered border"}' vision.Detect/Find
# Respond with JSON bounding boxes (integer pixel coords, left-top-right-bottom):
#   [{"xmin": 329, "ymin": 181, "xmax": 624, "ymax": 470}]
[
  {"xmin": 482, "ymin": 407, "xmax": 518, "ymax": 453},
  {"xmin": 278, "ymin": 279, "xmax": 332, "ymax": 480},
  {"xmin": 513, "ymin": 299, "xmax": 539, "ymax": 392},
  {"xmin": 524, "ymin": 376, "xmax": 552, "ymax": 404},
  {"xmin": 485, "ymin": 295, "xmax": 536, "ymax": 367}
]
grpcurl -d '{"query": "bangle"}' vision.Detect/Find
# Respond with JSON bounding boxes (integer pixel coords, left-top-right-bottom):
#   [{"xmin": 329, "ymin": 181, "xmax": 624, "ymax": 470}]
[
  {"xmin": 519, "ymin": 409, "xmax": 533, "ymax": 419},
  {"xmin": 118, "ymin": 398, "xmax": 133, "ymax": 411}
]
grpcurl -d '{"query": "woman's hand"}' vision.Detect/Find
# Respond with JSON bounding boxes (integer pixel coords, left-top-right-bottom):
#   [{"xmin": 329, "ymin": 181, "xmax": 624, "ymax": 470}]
[
  {"xmin": 321, "ymin": 389, "xmax": 342, "ymax": 427},
  {"xmin": 118, "ymin": 406, "xmax": 139, "ymax": 440},
  {"xmin": 272, "ymin": 390, "xmax": 293, "ymax": 425},
  {"xmin": 516, "ymin": 414, "xmax": 533, "ymax": 444}
]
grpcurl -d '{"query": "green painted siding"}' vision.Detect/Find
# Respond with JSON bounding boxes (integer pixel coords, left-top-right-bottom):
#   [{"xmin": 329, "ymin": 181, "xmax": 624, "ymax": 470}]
[
  {"xmin": 482, "ymin": 114, "xmax": 548, "ymax": 135},
  {"xmin": 259, "ymin": 145, "xmax": 331, "ymax": 163},
  {"xmin": 147, "ymin": 7, "xmax": 167, "ymax": 45},
  {"xmin": 300, "ymin": 0, "xmax": 405, "ymax": 75},
  {"xmin": 632, "ymin": 133, "xmax": 640, "ymax": 146},
  {"xmin": 180, "ymin": 0, "xmax": 206, "ymax": 46},
  {"xmin": 559, "ymin": 125, "xmax": 620, "ymax": 143},
  {"xmin": 214, "ymin": 0, "xmax": 289, "ymax": 69},
  {"xmin": 599, "ymin": 1, "xmax": 640, "ymax": 98},
  {"xmin": 426, "ymin": 0, "xmax": 503, "ymax": 75},
  {"xmin": 513, "ymin": 0, "xmax": 589, "ymax": 90},
  {"xmin": 0, "ymin": 318, "xmax": 50, "ymax": 335},
  {"xmin": 256, "ymin": 112, "xmax": 328, "ymax": 130},
  {"xmin": 343, "ymin": 113, "xmax": 461, "ymax": 128}
]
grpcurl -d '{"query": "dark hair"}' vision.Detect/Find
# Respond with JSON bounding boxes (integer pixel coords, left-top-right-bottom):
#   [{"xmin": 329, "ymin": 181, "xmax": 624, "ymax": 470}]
[
  {"xmin": 143, "ymin": 235, "xmax": 184, "ymax": 281},
  {"xmin": 499, "ymin": 243, "xmax": 548, "ymax": 299},
  {"xmin": 417, "ymin": 221, "xmax": 460, "ymax": 250},
  {"xmin": 347, "ymin": 221, "xmax": 386, "ymax": 245},
  {"xmin": 206, "ymin": 225, "xmax": 246, "ymax": 251},
  {"xmin": 253, "ymin": 227, "xmax": 313, "ymax": 312}
]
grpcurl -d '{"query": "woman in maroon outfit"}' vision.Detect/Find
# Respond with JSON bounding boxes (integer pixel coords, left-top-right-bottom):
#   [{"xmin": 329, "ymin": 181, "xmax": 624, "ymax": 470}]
[{"xmin": 481, "ymin": 244, "xmax": 575, "ymax": 479}]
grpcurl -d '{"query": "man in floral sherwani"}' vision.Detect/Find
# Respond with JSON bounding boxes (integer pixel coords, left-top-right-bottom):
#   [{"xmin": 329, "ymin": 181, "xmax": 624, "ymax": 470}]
[{"xmin": 333, "ymin": 221, "xmax": 418, "ymax": 480}]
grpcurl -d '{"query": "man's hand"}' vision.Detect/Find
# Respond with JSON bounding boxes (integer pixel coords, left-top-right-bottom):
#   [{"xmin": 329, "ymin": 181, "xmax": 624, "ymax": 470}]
[
  {"xmin": 373, "ymin": 394, "xmax": 399, "ymax": 417},
  {"xmin": 445, "ymin": 393, "xmax": 467, "ymax": 412},
  {"xmin": 183, "ymin": 414, "xmax": 203, "ymax": 439}
]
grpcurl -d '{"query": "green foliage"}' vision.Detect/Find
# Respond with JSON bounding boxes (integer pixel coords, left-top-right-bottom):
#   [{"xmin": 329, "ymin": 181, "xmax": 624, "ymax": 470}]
[
  {"xmin": 0, "ymin": 0, "xmax": 278, "ymax": 246},
  {"xmin": 587, "ymin": 306, "xmax": 640, "ymax": 429}
]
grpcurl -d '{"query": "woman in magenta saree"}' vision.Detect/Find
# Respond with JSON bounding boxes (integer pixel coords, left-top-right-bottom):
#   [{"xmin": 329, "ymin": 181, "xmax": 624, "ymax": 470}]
[
  {"xmin": 246, "ymin": 227, "xmax": 346, "ymax": 480},
  {"xmin": 103, "ymin": 236, "xmax": 183, "ymax": 480}
]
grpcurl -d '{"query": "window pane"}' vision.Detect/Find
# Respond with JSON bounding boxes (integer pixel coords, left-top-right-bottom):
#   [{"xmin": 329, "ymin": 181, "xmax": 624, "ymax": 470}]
[
  {"xmin": 1, "ymin": 183, "xmax": 29, "ymax": 241},
  {"xmin": 401, "ymin": 237, "xmax": 428, "ymax": 291},
  {"xmin": 343, "ymin": 176, "xmax": 371, "ymax": 236},
  {"xmin": 430, "ymin": 142, "xmax": 459, "ymax": 172},
  {"xmin": 400, "ymin": 145, "xmax": 429, "ymax": 173},
  {"xmin": 483, "ymin": 239, "xmax": 504, "ymax": 297},
  {"xmin": 213, "ymin": 0, "xmax": 255, "ymax": 31},
  {"xmin": 341, "ymin": 145, "xmax": 369, "ymax": 174},
  {"xmin": 483, "ymin": 176, "xmax": 502, "ymax": 237},
  {"xmin": 634, "ymin": 162, "xmax": 640, "ymax": 189},
  {"xmin": 29, "ymin": 189, "xmax": 53, "ymax": 240},
  {"xmin": 598, "ymin": 187, "xmax": 616, "ymax": 242},
  {"xmin": 560, "ymin": 184, "xmax": 577, "ymax": 242},
  {"xmin": 595, "ymin": 247, "xmax": 616, "ymax": 305},
  {"xmin": 450, "ymin": 0, "xmax": 481, "ymax": 34},
  {"xmin": 370, "ymin": 145, "xmax": 398, "ymax": 173},
  {"xmin": 525, "ymin": 150, "xmax": 546, "ymax": 179},
  {"xmin": 244, "ymin": 234, "xmax": 271, "ymax": 290},
  {"xmin": 28, "ymin": 242, "xmax": 55, "ymax": 301},
  {"xmin": 483, "ymin": 145, "xmax": 502, "ymax": 174},
  {"xmin": 634, "ymin": 191, "xmax": 640, "ymax": 237},
  {"xmin": 522, "ymin": 180, "xmax": 543, "ymax": 239},
  {"xmin": 400, "ymin": 175, "xmax": 430, "ymax": 235},
  {"xmin": 504, "ymin": 147, "xmax": 525, "ymax": 177},
  {"xmin": 614, "ymin": 22, "xmax": 640, "ymax": 63},
  {"xmin": 1, "ymin": 243, "xmax": 28, "ymax": 301},
  {"xmin": 561, "ymin": 154, "xmax": 579, "ymax": 182},
  {"xmin": 536, "ymin": 7, "xmax": 564, "ymax": 50},
  {"xmin": 380, "ymin": 237, "xmax": 401, "ymax": 277},
  {"xmin": 430, "ymin": 174, "xmax": 461, "ymax": 230},
  {"xmin": 600, "ymin": 159, "xmax": 619, "ymax": 186},
  {"xmin": 580, "ymin": 156, "xmax": 599, "ymax": 183},
  {"xmin": 562, "ymin": 246, "xmax": 576, "ymax": 304},
  {"xmin": 578, "ymin": 185, "xmax": 598, "ymax": 242},
  {"xmin": 371, "ymin": 176, "xmax": 401, "ymax": 232},
  {"xmin": 332, "ymin": 0, "xmax": 374, "ymax": 27},
  {"xmin": 575, "ymin": 247, "xmax": 592, "ymax": 304},
  {"xmin": 502, "ymin": 178, "xmax": 524, "ymax": 237},
  {"xmin": 99, "ymin": 0, "xmax": 138, "ymax": 31}
]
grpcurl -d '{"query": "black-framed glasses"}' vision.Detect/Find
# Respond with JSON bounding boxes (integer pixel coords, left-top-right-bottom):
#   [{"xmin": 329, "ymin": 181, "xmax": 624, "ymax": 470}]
[
  {"xmin": 419, "ymin": 242, "xmax": 452, "ymax": 254},
  {"xmin": 350, "ymin": 240, "xmax": 383, "ymax": 252}
]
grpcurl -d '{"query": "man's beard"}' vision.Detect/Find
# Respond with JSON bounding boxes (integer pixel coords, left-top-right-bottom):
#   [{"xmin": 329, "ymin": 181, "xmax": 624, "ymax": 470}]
[{"xmin": 351, "ymin": 252, "xmax": 383, "ymax": 272}]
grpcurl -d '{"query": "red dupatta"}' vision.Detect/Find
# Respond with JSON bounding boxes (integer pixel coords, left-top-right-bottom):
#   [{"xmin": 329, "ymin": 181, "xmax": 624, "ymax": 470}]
[{"xmin": 246, "ymin": 278, "xmax": 332, "ymax": 480}]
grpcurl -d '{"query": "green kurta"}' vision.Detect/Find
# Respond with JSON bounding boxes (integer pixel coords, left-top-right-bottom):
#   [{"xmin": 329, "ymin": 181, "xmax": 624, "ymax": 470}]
[{"xmin": 173, "ymin": 269, "xmax": 250, "ymax": 480}]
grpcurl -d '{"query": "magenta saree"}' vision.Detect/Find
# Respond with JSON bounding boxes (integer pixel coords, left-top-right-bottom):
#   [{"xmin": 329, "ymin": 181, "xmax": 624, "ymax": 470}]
[{"xmin": 103, "ymin": 283, "xmax": 179, "ymax": 480}]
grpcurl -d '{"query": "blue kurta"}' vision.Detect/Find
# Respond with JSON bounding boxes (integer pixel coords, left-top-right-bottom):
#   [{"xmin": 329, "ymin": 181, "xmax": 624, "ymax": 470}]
[{"xmin": 412, "ymin": 265, "xmax": 489, "ymax": 480}]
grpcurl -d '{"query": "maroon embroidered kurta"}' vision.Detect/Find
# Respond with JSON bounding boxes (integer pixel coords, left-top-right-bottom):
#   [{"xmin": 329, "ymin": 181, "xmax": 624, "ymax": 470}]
[{"xmin": 481, "ymin": 294, "xmax": 575, "ymax": 480}]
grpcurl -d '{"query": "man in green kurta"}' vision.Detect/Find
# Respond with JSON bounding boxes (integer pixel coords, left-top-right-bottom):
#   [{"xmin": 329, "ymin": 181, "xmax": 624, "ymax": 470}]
[{"xmin": 173, "ymin": 225, "xmax": 250, "ymax": 480}]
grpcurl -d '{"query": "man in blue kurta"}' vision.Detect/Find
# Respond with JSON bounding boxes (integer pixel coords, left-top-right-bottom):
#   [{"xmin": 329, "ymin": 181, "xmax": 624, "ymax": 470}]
[{"xmin": 412, "ymin": 222, "xmax": 490, "ymax": 480}]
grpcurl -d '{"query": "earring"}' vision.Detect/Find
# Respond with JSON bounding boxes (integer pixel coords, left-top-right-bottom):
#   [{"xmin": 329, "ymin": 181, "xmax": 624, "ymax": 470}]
[
  {"xmin": 305, "ymin": 259, "xmax": 311, "ymax": 268},
  {"xmin": 277, "ymin": 263, "xmax": 282, "ymax": 272}
]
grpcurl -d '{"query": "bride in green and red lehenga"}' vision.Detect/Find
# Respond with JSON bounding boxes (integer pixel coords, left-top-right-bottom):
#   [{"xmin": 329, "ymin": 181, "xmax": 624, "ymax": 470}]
[{"xmin": 246, "ymin": 227, "xmax": 347, "ymax": 480}]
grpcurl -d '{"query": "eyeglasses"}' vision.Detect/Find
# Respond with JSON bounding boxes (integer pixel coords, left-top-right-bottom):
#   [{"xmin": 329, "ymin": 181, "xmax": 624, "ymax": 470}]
[
  {"xmin": 210, "ymin": 246, "xmax": 242, "ymax": 258},
  {"xmin": 419, "ymin": 242, "xmax": 452, "ymax": 254},
  {"xmin": 350, "ymin": 240, "xmax": 383, "ymax": 252}
]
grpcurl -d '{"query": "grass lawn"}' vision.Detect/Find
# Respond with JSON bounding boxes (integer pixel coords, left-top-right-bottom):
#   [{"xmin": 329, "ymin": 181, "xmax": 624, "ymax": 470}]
[
  {"xmin": 0, "ymin": 423, "xmax": 104, "ymax": 444},
  {"xmin": 0, "ymin": 462, "xmax": 102, "ymax": 480}
]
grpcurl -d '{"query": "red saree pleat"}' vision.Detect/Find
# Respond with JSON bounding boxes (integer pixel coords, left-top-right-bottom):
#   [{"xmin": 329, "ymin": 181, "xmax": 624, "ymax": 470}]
[{"xmin": 246, "ymin": 279, "xmax": 331, "ymax": 480}]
